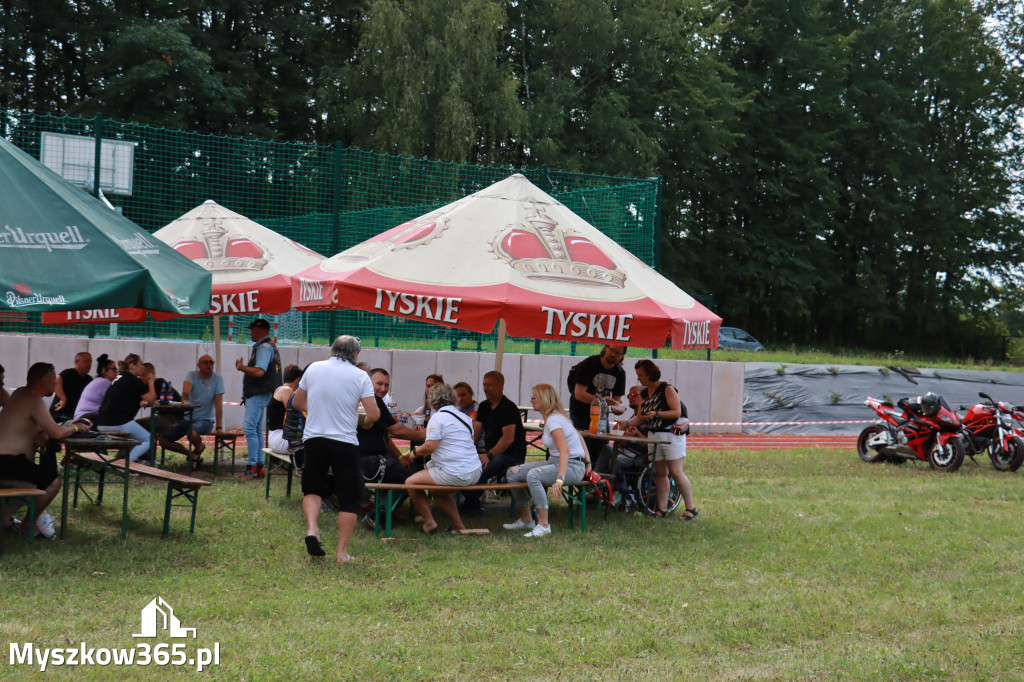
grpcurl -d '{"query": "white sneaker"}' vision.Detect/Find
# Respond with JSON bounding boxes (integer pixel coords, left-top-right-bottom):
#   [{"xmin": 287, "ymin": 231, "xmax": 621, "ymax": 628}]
[
  {"xmin": 36, "ymin": 511, "xmax": 56, "ymax": 539},
  {"xmin": 503, "ymin": 518, "xmax": 536, "ymax": 531},
  {"xmin": 523, "ymin": 524, "xmax": 551, "ymax": 538}
]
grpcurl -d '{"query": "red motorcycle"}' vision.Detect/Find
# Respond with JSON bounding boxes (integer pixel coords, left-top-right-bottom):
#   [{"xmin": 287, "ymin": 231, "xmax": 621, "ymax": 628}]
[
  {"xmin": 959, "ymin": 392, "xmax": 1024, "ymax": 472},
  {"xmin": 857, "ymin": 392, "xmax": 965, "ymax": 472}
]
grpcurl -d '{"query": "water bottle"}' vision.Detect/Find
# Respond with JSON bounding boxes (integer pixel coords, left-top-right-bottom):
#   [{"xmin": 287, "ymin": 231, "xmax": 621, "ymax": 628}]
[
  {"xmin": 598, "ymin": 392, "xmax": 610, "ymax": 435},
  {"xmin": 166, "ymin": 381, "xmax": 173, "ymax": 404},
  {"xmin": 589, "ymin": 392, "xmax": 601, "ymax": 434}
]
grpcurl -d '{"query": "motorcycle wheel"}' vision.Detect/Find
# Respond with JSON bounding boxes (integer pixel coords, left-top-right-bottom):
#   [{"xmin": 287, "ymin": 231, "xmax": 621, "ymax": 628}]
[
  {"xmin": 856, "ymin": 425, "xmax": 889, "ymax": 463},
  {"xmin": 928, "ymin": 436, "xmax": 965, "ymax": 472},
  {"xmin": 990, "ymin": 435, "xmax": 1024, "ymax": 472}
]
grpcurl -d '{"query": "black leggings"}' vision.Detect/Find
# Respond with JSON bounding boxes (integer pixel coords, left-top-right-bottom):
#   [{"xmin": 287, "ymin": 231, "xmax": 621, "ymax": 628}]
[{"xmin": 301, "ymin": 438, "xmax": 363, "ymax": 514}]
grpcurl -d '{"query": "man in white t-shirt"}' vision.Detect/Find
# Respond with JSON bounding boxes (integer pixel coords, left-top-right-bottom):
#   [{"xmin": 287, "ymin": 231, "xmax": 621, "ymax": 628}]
[{"xmin": 292, "ymin": 336, "xmax": 379, "ymax": 564}]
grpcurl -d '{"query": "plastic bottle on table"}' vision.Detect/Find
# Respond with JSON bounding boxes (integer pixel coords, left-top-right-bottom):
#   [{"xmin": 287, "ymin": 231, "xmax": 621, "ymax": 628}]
[
  {"xmin": 589, "ymin": 392, "xmax": 601, "ymax": 433},
  {"xmin": 598, "ymin": 392, "xmax": 609, "ymax": 435}
]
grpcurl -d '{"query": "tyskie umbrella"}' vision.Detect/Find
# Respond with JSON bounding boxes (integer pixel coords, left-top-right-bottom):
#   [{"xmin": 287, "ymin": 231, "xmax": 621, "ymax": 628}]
[
  {"xmin": 292, "ymin": 174, "xmax": 720, "ymax": 362},
  {"xmin": 43, "ymin": 200, "xmax": 325, "ymax": 366}
]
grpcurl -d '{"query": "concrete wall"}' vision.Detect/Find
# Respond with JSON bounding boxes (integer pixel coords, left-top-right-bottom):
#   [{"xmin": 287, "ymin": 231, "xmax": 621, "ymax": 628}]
[{"xmin": 0, "ymin": 334, "xmax": 743, "ymax": 432}]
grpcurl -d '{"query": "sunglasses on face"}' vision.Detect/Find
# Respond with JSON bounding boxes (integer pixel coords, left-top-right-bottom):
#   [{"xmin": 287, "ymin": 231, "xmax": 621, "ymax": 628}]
[{"xmin": 628, "ymin": 391, "xmax": 640, "ymax": 398}]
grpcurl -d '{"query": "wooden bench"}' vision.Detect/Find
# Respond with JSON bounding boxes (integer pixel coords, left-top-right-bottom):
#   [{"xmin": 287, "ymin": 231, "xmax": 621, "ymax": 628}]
[
  {"xmin": 364, "ymin": 480, "xmax": 596, "ymax": 539},
  {"xmin": 262, "ymin": 448, "xmax": 295, "ymax": 500},
  {"xmin": 63, "ymin": 451, "xmax": 211, "ymax": 538},
  {"xmin": 0, "ymin": 487, "xmax": 46, "ymax": 557}
]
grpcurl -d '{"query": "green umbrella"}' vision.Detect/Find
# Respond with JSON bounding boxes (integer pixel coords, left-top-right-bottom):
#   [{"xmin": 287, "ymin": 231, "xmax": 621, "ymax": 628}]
[{"xmin": 0, "ymin": 137, "xmax": 211, "ymax": 313}]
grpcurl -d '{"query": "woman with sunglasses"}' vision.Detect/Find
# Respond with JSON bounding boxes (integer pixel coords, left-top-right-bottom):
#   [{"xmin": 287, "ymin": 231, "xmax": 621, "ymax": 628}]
[
  {"xmin": 73, "ymin": 354, "xmax": 118, "ymax": 423},
  {"xmin": 94, "ymin": 353, "xmax": 157, "ymax": 464},
  {"xmin": 615, "ymin": 359, "xmax": 698, "ymax": 520},
  {"xmin": 504, "ymin": 383, "xmax": 590, "ymax": 537}
]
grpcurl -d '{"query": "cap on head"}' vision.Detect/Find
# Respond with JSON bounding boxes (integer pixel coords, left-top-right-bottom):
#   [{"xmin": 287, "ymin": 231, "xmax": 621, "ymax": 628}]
[{"xmin": 249, "ymin": 318, "xmax": 271, "ymax": 330}]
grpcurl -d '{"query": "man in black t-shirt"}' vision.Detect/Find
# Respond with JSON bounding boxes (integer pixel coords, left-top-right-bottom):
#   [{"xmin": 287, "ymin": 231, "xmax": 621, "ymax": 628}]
[
  {"xmin": 568, "ymin": 345, "xmax": 628, "ymax": 464},
  {"xmin": 461, "ymin": 371, "xmax": 527, "ymax": 516},
  {"xmin": 357, "ymin": 368, "xmax": 423, "ymax": 484},
  {"xmin": 42, "ymin": 351, "xmax": 93, "ymax": 480},
  {"xmin": 356, "ymin": 368, "xmax": 426, "ymax": 530},
  {"xmin": 49, "ymin": 351, "xmax": 93, "ymax": 421}
]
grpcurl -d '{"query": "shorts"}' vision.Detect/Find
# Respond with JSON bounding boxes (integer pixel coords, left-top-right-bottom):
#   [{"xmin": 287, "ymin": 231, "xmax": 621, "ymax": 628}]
[
  {"xmin": 648, "ymin": 432, "xmax": 686, "ymax": 461},
  {"xmin": 424, "ymin": 460, "xmax": 481, "ymax": 487},
  {"xmin": 267, "ymin": 429, "xmax": 290, "ymax": 455},
  {"xmin": 301, "ymin": 437, "xmax": 363, "ymax": 514},
  {"xmin": 161, "ymin": 418, "xmax": 214, "ymax": 442},
  {"xmin": 0, "ymin": 453, "xmax": 59, "ymax": 489}
]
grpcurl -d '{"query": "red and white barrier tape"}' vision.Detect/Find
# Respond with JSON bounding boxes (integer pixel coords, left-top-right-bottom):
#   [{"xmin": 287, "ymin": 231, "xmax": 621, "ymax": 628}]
[{"xmin": 691, "ymin": 420, "xmax": 873, "ymax": 426}]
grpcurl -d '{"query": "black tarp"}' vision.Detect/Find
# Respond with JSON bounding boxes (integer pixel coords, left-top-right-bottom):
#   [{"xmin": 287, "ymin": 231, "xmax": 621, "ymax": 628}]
[{"xmin": 742, "ymin": 363, "xmax": 1024, "ymax": 434}]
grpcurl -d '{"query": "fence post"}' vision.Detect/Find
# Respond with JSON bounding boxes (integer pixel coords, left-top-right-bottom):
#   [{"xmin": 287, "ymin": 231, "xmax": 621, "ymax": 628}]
[
  {"xmin": 329, "ymin": 141, "xmax": 343, "ymax": 341},
  {"xmin": 92, "ymin": 113, "xmax": 103, "ymax": 197},
  {"xmin": 652, "ymin": 176, "xmax": 663, "ymax": 271}
]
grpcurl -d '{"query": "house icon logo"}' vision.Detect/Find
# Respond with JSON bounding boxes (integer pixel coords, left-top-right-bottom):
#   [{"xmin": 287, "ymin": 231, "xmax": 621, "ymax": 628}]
[{"xmin": 132, "ymin": 597, "xmax": 196, "ymax": 639}]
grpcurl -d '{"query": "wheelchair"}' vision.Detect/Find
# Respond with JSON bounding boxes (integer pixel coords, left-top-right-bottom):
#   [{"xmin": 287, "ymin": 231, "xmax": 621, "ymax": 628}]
[{"xmin": 609, "ymin": 446, "xmax": 682, "ymax": 516}]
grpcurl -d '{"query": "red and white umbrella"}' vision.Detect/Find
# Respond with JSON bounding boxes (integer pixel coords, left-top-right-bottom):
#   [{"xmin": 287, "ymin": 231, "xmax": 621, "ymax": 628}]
[
  {"xmin": 293, "ymin": 174, "xmax": 720, "ymax": 363},
  {"xmin": 43, "ymin": 200, "xmax": 325, "ymax": 364}
]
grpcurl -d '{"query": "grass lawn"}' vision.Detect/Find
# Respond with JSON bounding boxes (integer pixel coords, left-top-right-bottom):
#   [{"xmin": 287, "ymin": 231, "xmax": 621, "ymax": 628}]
[{"xmin": 3, "ymin": 447, "xmax": 1023, "ymax": 680}]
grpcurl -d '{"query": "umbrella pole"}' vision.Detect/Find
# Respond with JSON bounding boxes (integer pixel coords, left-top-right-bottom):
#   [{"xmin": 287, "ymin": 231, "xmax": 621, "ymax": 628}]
[
  {"xmin": 495, "ymin": 318, "xmax": 506, "ymax": 373},
  {"xmin": 214, "ymin": 314, "xmax": 222, "ymax": 370}
]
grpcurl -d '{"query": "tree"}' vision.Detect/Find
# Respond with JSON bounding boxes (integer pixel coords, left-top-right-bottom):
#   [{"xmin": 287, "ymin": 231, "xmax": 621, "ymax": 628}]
[{"xmin": 330, "ymin": 0, "xmax": 523, "ymax": 163}]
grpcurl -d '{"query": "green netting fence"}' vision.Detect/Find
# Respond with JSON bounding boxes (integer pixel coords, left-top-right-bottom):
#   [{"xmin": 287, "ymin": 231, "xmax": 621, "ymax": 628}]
[{"xmin": 1, "ymin": 110, "xmax": 662, "ymax": 356}]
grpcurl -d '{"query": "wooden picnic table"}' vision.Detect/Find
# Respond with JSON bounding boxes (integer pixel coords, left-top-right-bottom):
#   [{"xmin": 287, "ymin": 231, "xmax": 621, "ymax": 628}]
[
  {"xmin": 146, "ymin": 402, "xmax": 196, "ymax": 470},
  {"xmin": 524, "ymin": 421, "xmax": 665, "ymax": 448},
  {"xmin": 60, "ymin": 434, "xmax": 210, "ymax": 540}
]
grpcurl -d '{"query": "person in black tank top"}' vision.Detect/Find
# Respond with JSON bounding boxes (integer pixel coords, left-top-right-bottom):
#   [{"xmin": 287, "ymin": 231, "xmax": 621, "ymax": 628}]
[
  {"xmin": 268, "ymin": 365, "xmax": 303, "ymax": 454},
  {"xmin": 616, "ymin": 359, "xmax": 699, "ymax": 520}
]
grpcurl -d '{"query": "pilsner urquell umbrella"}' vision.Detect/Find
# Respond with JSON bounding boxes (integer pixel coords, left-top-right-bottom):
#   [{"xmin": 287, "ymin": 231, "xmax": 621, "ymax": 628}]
[
  {"xmin": 0, "ymin": 137, "xmax": 211, "ymax": 314},
  {"xmin": 43, "ymin": 200, "xmax": 325, "ymax": 366},
  {"xmin": 292, "ymin": 174, "xmax": 720, "ymax": 366}
]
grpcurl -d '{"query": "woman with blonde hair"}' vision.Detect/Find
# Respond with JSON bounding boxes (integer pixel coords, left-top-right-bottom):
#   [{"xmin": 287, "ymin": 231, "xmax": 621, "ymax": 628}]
[{"xmin": 504, "ymin": 383, "xmax": 590, "ymax": 537}]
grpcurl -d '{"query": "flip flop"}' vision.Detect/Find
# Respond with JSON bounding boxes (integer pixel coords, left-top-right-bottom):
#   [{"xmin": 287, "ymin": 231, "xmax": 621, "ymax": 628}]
[
  {"xmin": 420, "ymin": 526, "xmax": 440, "ymax": 535},
  {"xmin": 304, "ymin": 535, "xmax": 326, "ymax": 556}
]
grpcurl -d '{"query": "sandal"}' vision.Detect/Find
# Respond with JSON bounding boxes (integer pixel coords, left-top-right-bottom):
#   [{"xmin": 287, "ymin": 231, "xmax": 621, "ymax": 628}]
[
  {"xmin": 681, "ymin": 508, "xmax": 700, "ymax": 521},
  {"xmin": 304, "ymin": 535, "xmax": 326, "ymax": 556},
  {"xmin": 420, "ymin": 525, "xmax": 440, "ymax": 535}
]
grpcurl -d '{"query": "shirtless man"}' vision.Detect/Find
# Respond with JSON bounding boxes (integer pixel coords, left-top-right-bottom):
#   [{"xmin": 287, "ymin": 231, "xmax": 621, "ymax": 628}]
[{"xmin": 0, "ymin": 362, "xmax": 92, "ymax": 534}]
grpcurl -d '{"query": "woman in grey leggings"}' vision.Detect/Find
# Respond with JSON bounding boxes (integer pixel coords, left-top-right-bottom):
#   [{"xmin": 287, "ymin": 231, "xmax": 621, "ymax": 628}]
[{"xmin": 504, "ymin": 383, "xmax": 590, "ymax": 537}]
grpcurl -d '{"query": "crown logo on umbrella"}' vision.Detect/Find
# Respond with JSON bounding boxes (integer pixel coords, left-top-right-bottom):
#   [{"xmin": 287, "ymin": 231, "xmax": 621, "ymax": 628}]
[
  {"xmin": 494, "ymin": 202, "xmax": 626, "ymax": 288},
  {"xmin": 172, "ymin": 219, "xmax": 269, "ymax": 273}
]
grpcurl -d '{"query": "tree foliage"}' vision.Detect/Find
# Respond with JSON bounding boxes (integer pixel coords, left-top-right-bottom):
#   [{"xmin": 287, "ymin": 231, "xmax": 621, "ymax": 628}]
[{"xmin": 1, "ymin": 0, "xmax": 1021, "ymax": 355}]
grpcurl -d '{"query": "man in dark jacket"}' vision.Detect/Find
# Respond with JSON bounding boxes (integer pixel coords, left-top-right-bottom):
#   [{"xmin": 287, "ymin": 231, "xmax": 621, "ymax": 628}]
[{"xmin": 235, "ymin": 319, "xmax": 282, "ymax": 478}]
